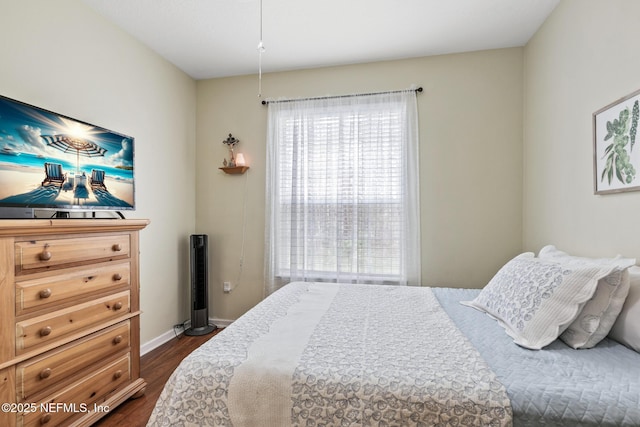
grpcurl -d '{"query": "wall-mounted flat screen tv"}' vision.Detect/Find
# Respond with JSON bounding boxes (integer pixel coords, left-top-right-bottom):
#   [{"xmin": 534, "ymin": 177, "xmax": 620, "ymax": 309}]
[{"xmin": 0, "ymin": 95, "xmax": 134, "ymax": 213}]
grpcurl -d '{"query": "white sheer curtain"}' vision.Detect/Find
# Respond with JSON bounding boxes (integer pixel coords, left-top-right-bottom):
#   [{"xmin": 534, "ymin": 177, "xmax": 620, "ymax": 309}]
[{"xmin": 264, "ymin": 90, "xmax": 420, "ymax": 296}]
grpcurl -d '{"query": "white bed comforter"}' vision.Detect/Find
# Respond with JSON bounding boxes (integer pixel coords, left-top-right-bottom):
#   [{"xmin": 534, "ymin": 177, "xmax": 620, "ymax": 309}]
[{"xmin": 147, "ymin": 282, "xmax": 512, "ymax": 426}]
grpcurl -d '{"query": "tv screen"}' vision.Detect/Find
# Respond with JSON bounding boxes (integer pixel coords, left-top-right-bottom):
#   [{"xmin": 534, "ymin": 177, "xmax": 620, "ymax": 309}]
[{"xmin": 0, "ymin": 95, "xmax": 134, "ymax": 213}]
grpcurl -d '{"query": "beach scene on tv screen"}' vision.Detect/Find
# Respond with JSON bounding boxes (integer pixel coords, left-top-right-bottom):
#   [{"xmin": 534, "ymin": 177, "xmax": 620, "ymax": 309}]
[{"xmin": 0, "ymin": 97, "xmax": 134, "ymax": 209}]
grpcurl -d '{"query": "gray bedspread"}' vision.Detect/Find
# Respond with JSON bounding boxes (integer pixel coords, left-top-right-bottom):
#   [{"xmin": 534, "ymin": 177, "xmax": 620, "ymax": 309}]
[
  {"xmin": 148, "ymin": 283, "xmax": 512, "ymax": 426},
  {"xmin": 433, "ymin": 287, "xmax": 640, "ymax": 426}
]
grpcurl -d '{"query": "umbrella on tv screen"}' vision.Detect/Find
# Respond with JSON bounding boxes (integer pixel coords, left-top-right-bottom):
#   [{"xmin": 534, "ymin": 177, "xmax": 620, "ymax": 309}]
[{"xmin": 0, "ymin": 94, "xmax": 135, "ymax": 214}]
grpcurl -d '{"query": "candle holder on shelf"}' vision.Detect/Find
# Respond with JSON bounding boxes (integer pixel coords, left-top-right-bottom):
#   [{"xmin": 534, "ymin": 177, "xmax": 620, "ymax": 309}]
[{"xmin": 219, "ymin": 133, "xmax": 249, "ymax": 174}]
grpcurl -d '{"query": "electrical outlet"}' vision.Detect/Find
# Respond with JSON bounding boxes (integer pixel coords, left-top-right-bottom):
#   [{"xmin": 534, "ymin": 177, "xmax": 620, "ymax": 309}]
[{"xmin": 223, "ymin": 281, "xmax": 231, "ymax": 293}]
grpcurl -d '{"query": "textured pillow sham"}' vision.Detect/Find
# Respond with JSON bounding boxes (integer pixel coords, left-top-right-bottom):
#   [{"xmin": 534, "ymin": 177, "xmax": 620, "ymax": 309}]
[
  {"xmin": 538, "ymin": 245, "xmax": 635, "ymax": 349},
  {"xmin": 462, "ymin": 252, "xmax": 618, "ymax": 350},
  {"xmin": 609, "ymin": 266, "xmax": 640, "ymax": 352}
]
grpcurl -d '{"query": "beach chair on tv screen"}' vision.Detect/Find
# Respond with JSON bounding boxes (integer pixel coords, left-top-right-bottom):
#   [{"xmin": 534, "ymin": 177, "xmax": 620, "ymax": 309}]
[
  {"xmin": 42, "ymin": 162, "xmax": 67, "ymax": 187},
  {"xmin": 90, "ymin": 169, "xmax": 107, "ymax": 191}
]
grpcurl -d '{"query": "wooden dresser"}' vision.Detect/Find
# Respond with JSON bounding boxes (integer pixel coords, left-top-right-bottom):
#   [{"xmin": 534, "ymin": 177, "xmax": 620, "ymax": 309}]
[{"xmin": 0, "ymin": 219, "xmax": 149, "ymax": 427}]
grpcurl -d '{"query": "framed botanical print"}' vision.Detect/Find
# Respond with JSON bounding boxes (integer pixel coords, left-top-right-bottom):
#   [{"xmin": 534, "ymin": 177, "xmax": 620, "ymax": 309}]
[{"xmin": 593, "ymin": 88, "xmax": 640, "ymax": 194}]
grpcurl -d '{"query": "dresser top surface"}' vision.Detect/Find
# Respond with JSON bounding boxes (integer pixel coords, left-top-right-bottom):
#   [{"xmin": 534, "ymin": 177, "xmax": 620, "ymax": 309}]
[{"xmin": 0, "ymin": 219, "xmax": 150, "ymax": 236}]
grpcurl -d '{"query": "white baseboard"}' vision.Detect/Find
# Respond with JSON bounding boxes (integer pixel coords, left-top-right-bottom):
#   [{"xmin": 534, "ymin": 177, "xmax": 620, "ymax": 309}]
[
  {"xmin": 210, "ymin": 318, "xmax": 234, "ymax": 328},
  {"xmin": 140, "ymin": 328, "xmax": 179, "ymax": 356},
  {"xmin": 140, "ymin": 317, "xmax": 234, "ymax": 356}
]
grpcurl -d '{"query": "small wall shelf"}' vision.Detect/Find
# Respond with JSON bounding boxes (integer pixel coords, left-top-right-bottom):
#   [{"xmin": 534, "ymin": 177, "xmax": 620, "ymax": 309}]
[{"xmin": 219, "ymin": 166, "xmax": 249, "ymax": 175}]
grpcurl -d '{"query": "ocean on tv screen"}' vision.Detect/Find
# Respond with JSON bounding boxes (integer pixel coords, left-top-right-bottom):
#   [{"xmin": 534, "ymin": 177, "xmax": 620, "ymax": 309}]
[{"xmin": 0, "ymin": 95, "xmax": 134, "ymax": 210}]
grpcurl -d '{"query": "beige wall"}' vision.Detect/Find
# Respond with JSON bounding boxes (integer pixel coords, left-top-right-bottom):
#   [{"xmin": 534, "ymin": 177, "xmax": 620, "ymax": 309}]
[
  {"xmin": 6, "ymin": 0, "xmax": 635, "ymax": 344},
  {"xmin": 523, "ymin": 0, "xmax": 640, "ymax": 259},
  {"xmin": 1, "ymin": 0, "xmax": 528, "ymax": 336},
  {"xmin": 197, "ymin": 49, "xmax": 524, "ymax": 320},
  {"xmin": 0, "ymin": 0, "xmax": 198, "ymax": 344}
]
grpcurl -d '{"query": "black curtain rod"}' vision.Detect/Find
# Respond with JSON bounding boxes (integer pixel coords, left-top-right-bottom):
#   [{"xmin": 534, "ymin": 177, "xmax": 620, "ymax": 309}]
[{"xmin": 261, "ymin": 87, "xmax": 422, "ymax": 105}]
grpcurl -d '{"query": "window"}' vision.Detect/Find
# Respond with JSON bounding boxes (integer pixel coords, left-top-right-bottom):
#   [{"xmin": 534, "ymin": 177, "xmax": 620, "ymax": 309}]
[{"xmin": 265, "ymin": 90, "xmax": 420, "ymax": 295}]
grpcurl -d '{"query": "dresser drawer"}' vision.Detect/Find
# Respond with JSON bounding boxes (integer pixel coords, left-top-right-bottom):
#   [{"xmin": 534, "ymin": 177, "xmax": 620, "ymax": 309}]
[
  {"xmin": 16, "ymin": 291, "xmax": 130, "ymax": 354},
  {"xmin": 16, "ymin": 322, "xmax": 130, "ymax": 401},
  {"xmin": 15, "ymin": 234, "xmax": 130, "ymax": 273},
  {"xmin": 16, "ymin": 261, "xmax": 130, "ymax": 315},
  {"xmin": 19, "ymin": 354, "xmax": 130, "ymax": 427}
]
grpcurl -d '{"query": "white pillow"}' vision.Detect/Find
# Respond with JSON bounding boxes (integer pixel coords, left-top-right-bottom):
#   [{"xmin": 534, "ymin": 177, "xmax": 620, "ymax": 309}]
[
  {"xmin": 538, "ymin": 245, "xmax": 635, "ymax": 349},
  {"xmin": 462, "ymin": 252, "xmax": 619, "ymax": 350},
  {"xmin": 609, "ymin": 266, "xmax": 640, "ymax": 352}
]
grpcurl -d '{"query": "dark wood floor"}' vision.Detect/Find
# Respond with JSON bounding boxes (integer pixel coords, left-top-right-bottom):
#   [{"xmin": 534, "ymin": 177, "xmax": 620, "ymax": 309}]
[{"xmin": 93, "ymin": 328, "xmax": 222, "ymax": 427}]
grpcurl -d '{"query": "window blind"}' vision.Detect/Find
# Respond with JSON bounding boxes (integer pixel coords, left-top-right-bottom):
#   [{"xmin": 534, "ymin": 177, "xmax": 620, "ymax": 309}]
[{"xmin": 265, "ymin": 90, "xmax": 420, "ymax": 294}]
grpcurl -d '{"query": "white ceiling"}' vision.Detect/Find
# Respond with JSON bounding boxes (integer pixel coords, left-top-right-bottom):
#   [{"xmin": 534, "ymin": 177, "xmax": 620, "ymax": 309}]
[{"xmin": 82, "ymin": 0, "xmax": 560, "ymax": 80}]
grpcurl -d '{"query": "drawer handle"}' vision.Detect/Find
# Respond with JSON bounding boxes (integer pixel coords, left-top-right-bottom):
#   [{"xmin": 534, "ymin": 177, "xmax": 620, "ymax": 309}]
[
  {"xmin": 40, "ymin": 413, "xmax": 51, "ymax": 424},
  {"xmin": 39, "ymin": 368, "xmax": 52, "ymax": 379},
  {"xmin": 113, "ymin": 301, "xmax": 123, "ymax": 311},
  {"xmin": 113, "ymin": 335, "xmax": 123, "ymax": 345},
  {"xmin": 112, "ymin": 243, "xmax": 122, "ymax": 252},
  {"xmin": 40, "ymin": 326, "xmax": 52, "ymax": 337},
  {"xmin": 39, "ymin": 244, "xmax": 52, "ymax": 261},
  {"xmin": 113, "ymin": 273, "xmax": 123, "ymax": 281},
  {"xmin": 113, "ymin": 369, "xmax": 123, "ymax": 380},
  {"xmin": 39, "ymin": 288, "xmax": 52, "ymax": 299}
]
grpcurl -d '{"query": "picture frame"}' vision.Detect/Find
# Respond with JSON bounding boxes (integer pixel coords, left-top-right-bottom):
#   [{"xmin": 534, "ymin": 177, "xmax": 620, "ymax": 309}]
[{"xmin": 593, "ymin": 88, "xmax": 640, "ymax": 194}]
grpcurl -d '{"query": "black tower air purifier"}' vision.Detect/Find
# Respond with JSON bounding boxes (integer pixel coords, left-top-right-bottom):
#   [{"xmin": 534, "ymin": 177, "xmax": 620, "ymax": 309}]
[{"xmin": 185, "ymin": 234, "xmax": 217, "ymax": 336}]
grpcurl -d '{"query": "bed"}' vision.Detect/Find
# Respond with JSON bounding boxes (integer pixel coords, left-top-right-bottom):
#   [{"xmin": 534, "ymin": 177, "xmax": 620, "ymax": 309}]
[{"xmin": 147, "ymin": 248, "xmax": 640, "ymax": 427}]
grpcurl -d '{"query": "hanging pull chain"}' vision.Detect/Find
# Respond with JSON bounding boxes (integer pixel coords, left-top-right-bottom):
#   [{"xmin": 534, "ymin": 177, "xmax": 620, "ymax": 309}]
[{"xmin": 257, "ymin": 0, "xmax": 265, "ymax": 97}]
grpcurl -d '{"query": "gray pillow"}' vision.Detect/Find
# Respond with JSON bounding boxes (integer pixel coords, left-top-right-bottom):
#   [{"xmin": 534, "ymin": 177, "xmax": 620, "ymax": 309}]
[{"xmin": 609, "ymin": 266, "xmax": 640, "ymax": 352}]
